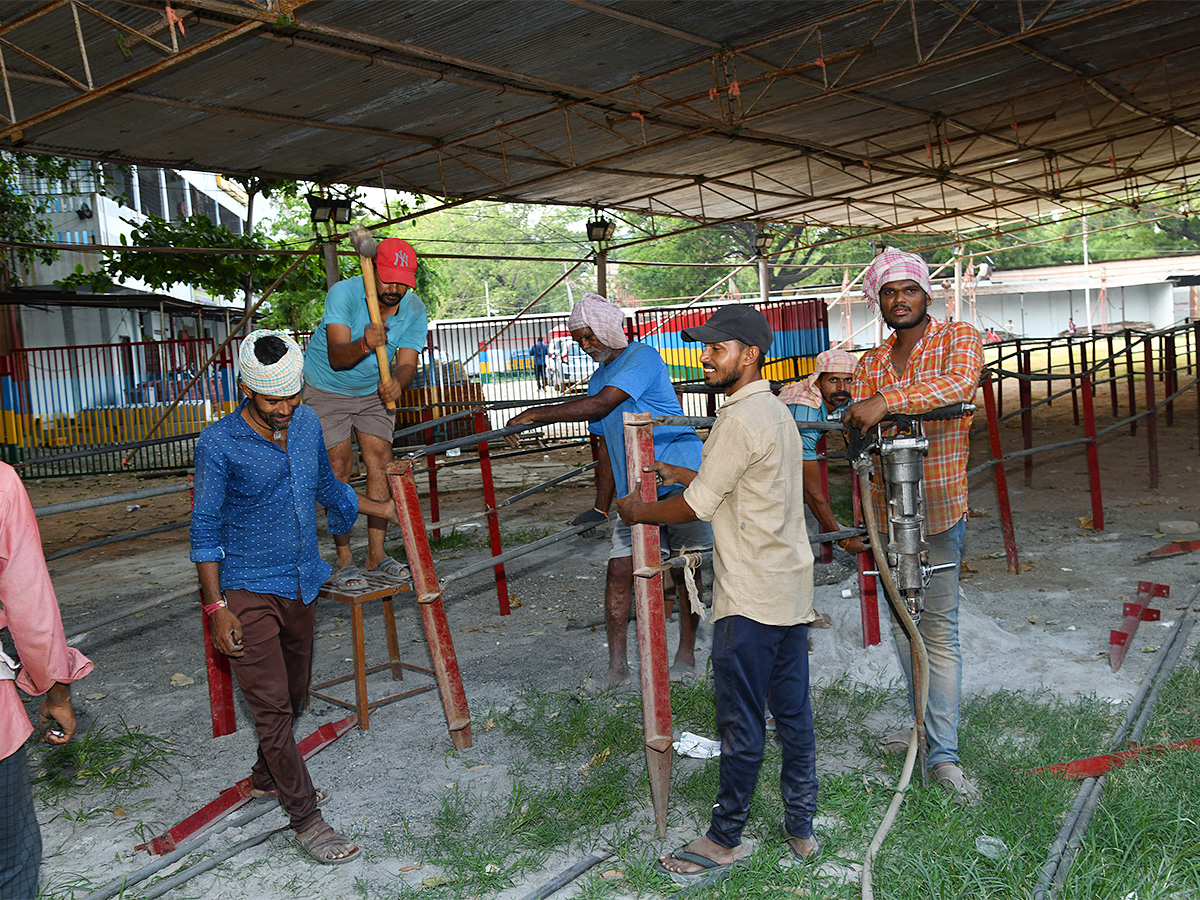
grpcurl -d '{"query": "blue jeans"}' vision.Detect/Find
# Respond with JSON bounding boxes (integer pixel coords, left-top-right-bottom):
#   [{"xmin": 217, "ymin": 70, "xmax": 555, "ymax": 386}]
[
  {"xmin": 708, "ymin": 615, "xmax": 818, "ymax": 848},
  {"xmin": 888, "ymin": 516, "xmax": 965, "ymax": 769}
]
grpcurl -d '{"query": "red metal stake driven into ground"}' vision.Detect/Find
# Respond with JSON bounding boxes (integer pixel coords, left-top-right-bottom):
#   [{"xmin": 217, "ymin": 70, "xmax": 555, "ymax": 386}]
[
  {"xmin": 475, "ymin": 410, "xmax": 510, "ymax": 615},
  {"xmin": 852, "ymin": 475, "xmax": 882, "ymax": 647},
  {"xmin": 624, "ymin": 411, "xmax": 673, "ymax": 838},
  {"xmin": 981, "ymin": 371, "xmax": 1020, "ymax": 574},
  {"xmin": 386, "ymin": 460, "xmax": 473, "ymax": 750}
]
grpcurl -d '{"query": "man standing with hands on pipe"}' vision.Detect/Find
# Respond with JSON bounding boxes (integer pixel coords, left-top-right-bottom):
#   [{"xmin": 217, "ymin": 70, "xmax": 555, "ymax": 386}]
[
  {"xmin": 841, "ymin": 248, "xmax": 984, "ymax": 806},
  {"xmin": 617, "ymin": 305, "xmax": 819, "ymax": 887},
  {"xmin": 303, "ymin": 236, "xmax": 427, "ymax": 589}
]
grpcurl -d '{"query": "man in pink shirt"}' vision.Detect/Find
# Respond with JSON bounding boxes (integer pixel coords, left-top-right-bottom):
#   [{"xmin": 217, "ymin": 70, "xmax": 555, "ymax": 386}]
[{"xmin": 0, "ymin": 461, "xmax": 93, "ymax": 899}]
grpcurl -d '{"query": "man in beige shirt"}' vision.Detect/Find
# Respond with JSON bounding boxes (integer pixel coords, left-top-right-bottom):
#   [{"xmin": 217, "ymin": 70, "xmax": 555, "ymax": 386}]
[{"xmin": 617, "ymin": 304, "xmax": 819, "ymax": 887}]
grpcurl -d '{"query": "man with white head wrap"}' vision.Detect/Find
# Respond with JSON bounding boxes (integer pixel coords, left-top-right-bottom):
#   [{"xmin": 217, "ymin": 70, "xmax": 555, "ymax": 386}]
[
  {"xmin": 778, "ymin": 349, "xmax": 866, "ymax": 554},
  {"xmin": 505, "ymin": 294, "xmax": 711, "ymax": 688},
  {"xmin": 842, "ymin": 249, "xmax": 984, "ymax": 806},
  {"xmin": 191, "ymin": 330, "xmax": 401, "ymax": 863}
]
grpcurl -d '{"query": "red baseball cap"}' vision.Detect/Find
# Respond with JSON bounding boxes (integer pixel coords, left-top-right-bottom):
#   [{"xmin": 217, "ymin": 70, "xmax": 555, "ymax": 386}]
[{"xmin": 375, "ymin": 238, "xmax": 418, "ymax": 288}]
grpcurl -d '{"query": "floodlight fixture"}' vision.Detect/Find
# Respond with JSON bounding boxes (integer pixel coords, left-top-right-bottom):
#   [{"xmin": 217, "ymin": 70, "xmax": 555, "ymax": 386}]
[{"xmin": 306, "ymin": 193, "xmax": 354, "ymax": 225}]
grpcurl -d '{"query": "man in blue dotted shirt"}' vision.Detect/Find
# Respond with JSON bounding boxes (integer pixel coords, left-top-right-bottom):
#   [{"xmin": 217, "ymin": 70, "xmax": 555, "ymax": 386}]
[
  {"xmin": 303, "ymin": 237, "xmax": 428, "ymax": 587},
  {"xmin": 192, "ymin": 331, "xmax": 399, "ymax": 864}
]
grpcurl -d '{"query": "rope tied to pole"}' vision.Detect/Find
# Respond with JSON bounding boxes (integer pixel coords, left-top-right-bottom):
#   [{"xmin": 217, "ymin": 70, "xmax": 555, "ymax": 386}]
[{"xmin": 677, "ymin": 549, "xmax": 708, "ymax": 621}]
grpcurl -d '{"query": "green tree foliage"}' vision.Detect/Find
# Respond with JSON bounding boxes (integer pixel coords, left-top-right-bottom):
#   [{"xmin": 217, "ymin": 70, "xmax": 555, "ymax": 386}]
[{"xmin": 403, "ymin": 203, "xmax": 591, "ymax": 318}]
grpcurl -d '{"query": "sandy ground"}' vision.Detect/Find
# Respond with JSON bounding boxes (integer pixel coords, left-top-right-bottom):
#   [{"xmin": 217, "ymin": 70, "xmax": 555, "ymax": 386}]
[{"xmin": 20, "ymin": 384, "xmax": 1200, "ymax": 899}]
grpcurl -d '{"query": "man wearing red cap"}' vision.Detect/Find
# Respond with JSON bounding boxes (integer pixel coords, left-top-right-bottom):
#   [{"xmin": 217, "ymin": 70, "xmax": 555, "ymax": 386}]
[{"xmin": 303, "ymin": 237, "xmax": 427, "ymax": 586}]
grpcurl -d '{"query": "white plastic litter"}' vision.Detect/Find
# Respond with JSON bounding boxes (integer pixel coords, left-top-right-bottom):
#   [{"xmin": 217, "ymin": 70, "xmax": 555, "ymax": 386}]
[
  {"xmin": 841, "ymin": 588, "xmax": 853, "ymax": 599},
  {"xmin": 126, "ymin": 504, "xmax": 141, "ymax": 512},
  {"xmin": 673, "ymin": 732, "xmax": 721, "ymax": 759},
  {"xmin": 974, "ymin": 835, "xmax": 1008, "ymax": 860}
]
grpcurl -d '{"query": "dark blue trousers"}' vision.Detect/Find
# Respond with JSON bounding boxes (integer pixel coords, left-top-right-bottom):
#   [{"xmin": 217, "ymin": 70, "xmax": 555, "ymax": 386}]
[
  {"xmin": 0, "ymin": 745, "xmax": 41, "ymax": 900},
  {"xmin": 707, "ymin": 615, "xmax": 818, "ymax": 848}
]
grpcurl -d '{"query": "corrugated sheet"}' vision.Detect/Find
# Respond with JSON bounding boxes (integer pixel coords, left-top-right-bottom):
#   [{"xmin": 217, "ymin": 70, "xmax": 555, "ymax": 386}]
[{"xmin": 3, "ymin": 0, "xmax": 1198, "ymax": 232}]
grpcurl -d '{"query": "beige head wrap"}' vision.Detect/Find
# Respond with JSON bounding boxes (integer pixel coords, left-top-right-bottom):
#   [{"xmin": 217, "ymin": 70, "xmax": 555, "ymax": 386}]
[
  {"xmin": 777, "ymin": 348, "xmax": 858, "ymax": 409},
  {"xmin": 566, "ymin": 293, "xmax": 628, "ymax": 350}
]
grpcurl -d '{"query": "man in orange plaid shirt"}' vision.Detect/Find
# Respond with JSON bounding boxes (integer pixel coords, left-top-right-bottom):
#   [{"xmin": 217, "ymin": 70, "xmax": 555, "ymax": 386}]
[{"xmin": 843, "ymin": 249, "xmax": 984, "ymax": 805}]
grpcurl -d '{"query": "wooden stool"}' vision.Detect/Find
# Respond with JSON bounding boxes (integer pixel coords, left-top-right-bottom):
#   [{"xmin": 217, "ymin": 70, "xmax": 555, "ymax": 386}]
[{"xmin": 310, "ymin": 571, "xmax": 435, "ymax": 730}]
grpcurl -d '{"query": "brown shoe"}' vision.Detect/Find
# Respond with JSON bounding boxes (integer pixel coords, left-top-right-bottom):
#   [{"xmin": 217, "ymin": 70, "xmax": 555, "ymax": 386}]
[{"xmin": 875, "ymin": 727, "xmax": 925, "ymax": 756}]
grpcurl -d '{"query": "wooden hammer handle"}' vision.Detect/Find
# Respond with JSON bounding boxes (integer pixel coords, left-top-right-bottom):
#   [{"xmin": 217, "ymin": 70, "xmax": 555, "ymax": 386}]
[{"xmin": 358, "ymin": 255, "xmax": 398, "ymax": 411}]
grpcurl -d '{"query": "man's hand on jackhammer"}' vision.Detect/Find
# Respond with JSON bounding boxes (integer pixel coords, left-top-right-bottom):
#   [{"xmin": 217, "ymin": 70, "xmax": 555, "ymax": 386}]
[
  {"xmin": 211, "ymin": 608, "xmax": 245, "ymax": 658},
  {"xmin": 842, "ymin": 394, "xmax": 889, "ymax": 434}
]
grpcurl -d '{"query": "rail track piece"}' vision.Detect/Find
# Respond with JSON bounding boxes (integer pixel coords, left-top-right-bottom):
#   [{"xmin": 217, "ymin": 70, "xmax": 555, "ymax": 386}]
[
  {"xmin": 1109, "ymin": 581, "xmax": 1167, "ymax": 672},
  {"xmin": 135, "ymin": 714, "xmax": 357, "ymax": 855},
  {"xmin": 387, "ymin": 459, "xmax": 472, "ymax": 750},
  {"xmin": 624, "ymin": 411, "xmax": 673, "ymax": 838}
]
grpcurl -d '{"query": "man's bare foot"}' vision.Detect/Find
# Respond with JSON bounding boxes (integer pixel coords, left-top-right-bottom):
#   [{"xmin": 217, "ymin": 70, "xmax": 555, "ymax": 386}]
[
  {"xmin": 669, "ymin": 662, "xmax": 697, "ymax": 684},
  {"xmin": 605, "ymin": 666, "xmax": 631, "ymax": 688},
  {"xmin": 658, "ymin": 835, "xmax": 744, "ymax": 875}
]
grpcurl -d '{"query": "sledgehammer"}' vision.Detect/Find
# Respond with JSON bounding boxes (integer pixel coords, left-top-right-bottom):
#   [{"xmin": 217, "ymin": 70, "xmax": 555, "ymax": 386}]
[{"xmin": 348, "ymin": 226, "xmax": 397, "ymax": 411}]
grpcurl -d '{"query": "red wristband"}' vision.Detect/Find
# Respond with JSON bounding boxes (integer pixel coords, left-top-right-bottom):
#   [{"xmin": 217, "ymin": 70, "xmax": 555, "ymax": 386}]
[
  {"xmin": 360, "ymin": 336, "xmax": 369, "ymax": 355},
  {"xmin": 202, "ymin": 595, "xmax": 228, "ymax": 616}
]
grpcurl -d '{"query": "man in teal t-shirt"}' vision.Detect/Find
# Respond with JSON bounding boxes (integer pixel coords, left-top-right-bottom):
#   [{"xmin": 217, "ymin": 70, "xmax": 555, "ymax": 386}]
[
  {"xmin": 303, "ymin": 237, "xmax": 428, "ymax": 587},
  {"xmin": 506, "ymin": 293, "xmax": 712, "ymax": 688}
]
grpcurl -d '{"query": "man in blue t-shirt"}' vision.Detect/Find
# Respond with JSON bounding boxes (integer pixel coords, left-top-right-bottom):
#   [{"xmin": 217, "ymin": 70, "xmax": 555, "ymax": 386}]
[
  {"xmin": 777, "ymin": 349, "xmax": 865, "ymax": 555},
  {"xmin": 506, "ymin": 294, "xmax": 712, "ymax": 688},
  {"xmin": 530, "ymin": 336, "xmax": 549, "ymax": 390},
  {"xmin": 303, "ymin": 237, "xmax": 428, "ymax": 587}
]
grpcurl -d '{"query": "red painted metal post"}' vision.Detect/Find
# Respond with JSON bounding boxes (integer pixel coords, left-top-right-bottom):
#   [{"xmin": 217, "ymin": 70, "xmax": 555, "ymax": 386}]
[
  {"xmin": 474, "ymin": 410, "xmax": 509, "ymax": 615},
  {"xmin": 1125, "ymin": 330, "xmax": 1138, "ymax": 436},
  {"xmin": 624, "ymin": 411, "xmax": 673, "ymax": 838},
  {"xmin": 1164, "ymin": 333, "xmax": 1176, "ymax": 427},
  {"xmin": 982, "ymin": 372, "xmax": 1019, "ymax": 574},
  {"xmin": 1080, "ymin": 372, "xmax": 1104, "ymax": 531},
  {"xmin": 386, "ymin": 460, "xmax": 473, "ymax": 750},
  {"xmin": 423, "ymin": 406, "xmax": 441, "ymax": 541},
  {"xmin": 1195, "ymin": 323, "xmax": 1200, "ymax": 456},
  {"xmin": 1143, "ymin": 339, "xmax": 1159, "ymax": 489},
  {"xmin": 1068, "ymin": 338, "xmax": 1080, "ymax": 426},
  {"xmin": 202, "ymin": 608, "xmax": 237, "ymax": 738},
  {"xmin": 817, "ymin": 434, "xmax": 832, "ymax": 564},
  {"xmin": 1108, "ymin": 334, "xmax": 1119, "ymax": 418},
  {"xmin": 852, "ymin": 474, "xmax": 881, "ymax": 646},
  {"xmin": 1020, "ymin": 350, "xmax": 1033, "ymax": 487}
]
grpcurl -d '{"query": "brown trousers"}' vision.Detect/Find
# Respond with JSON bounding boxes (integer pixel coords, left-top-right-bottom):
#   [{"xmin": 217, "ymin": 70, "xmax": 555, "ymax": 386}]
[{"xmin": 225, "ymin": 589, "xmax": 322, "ymax": 832}]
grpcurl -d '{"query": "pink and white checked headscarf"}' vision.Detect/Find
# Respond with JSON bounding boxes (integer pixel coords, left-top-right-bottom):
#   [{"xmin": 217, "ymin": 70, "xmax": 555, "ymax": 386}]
[
  {"xmin": 861, "ymin": 249, "xmax": 932, "ymax": 303},
  {"xmin": 239, "ymin": 330, "xmax": 305, "ymax": 397},
  {"xmin": 777, "ymin": 348, "xmax": 858, "ymax": 408},
  {"xmin": 567, "ymin": 292, "xmax": 628, "ymax": 350}
]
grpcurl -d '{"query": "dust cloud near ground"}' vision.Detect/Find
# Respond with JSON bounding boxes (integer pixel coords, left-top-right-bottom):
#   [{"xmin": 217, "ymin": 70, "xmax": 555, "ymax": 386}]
[{"xmin": 21, "ymin": 384, "xmax": 1200, "ymax": 899}]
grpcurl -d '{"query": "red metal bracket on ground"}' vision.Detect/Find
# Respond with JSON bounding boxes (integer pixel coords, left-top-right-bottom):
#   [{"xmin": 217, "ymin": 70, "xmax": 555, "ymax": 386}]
[
  {"xmin": 624, "ymin": 411, "xmax": 673, "ymax": 838},
  {"xmin": 387, "ymin": 459, "xmax": 473, "ymax": 750},
  {"xmin": 1109, "ymin": 581, "xmax": 1167, "ymax": 672},
  {"xmin": 1138, "ymin": 539, "xmax": 1200, "ymax": 562},
  {"xmin": 134, "ymin": 714, "xmax": 357, "ymax": 855},
  {"xmin": 1027, "ymin": 735, "xmax": 1200, "ymax": 780}
]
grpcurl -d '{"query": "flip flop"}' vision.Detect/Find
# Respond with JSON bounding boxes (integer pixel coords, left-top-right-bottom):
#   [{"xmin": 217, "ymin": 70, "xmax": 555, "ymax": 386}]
[
  {"xmin": 331, "ymin": 565, "xmax": 368, "ymax": 590},
  {"xmin": 368, "ymin": 556, "xmax": 410, "ymax": 583},
  {"xmin": 654, "ymin": 846, "xmax": 741, "ymax": 888},
  {"xmin": 293, "ymin": 819, "xmax": 360, "ymax": 865}
]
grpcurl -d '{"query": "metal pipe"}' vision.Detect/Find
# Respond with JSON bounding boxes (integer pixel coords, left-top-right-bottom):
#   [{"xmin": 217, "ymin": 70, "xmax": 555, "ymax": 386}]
[
  {"xmin": 45, "ymin": 520, "xmax": 189, "ymax": 561},
  {"xmin": 517, "ymin": 853, "xmax": 611, "ymax": 900},
  {"xmin": 66, "ymin": 586, "xmax": 198, "ymax": 640},
  {"xmin": 14, "ymin": 430, "xmax": 201, "ymax": 468},
  {"xmin": 402, "ymin": 422, "xmax": 539, "ymax": 458},
  {"xmin": 392, "ymin": 406, "xmax": 481, "ymax": 441},
  {"xmin": 442, "ymin": 522, "xmax": 600, "ymax": 586},
  {"xmin": 34, "ymin": 481, "xmax": 191, "ymax": 517},
  {"xmin": 496, "ymin": 462, "xmax": 598, "ymax": 509}
]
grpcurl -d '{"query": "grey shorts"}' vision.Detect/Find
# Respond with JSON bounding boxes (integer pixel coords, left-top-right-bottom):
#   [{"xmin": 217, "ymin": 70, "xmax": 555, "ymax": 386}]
[
  {"xmin": 303, "ymin": 383, "xmax": 394, "ymax": 449},
  {"xmin": 610, "ymin": 513, "xmax": 713, "ymax": 561}
]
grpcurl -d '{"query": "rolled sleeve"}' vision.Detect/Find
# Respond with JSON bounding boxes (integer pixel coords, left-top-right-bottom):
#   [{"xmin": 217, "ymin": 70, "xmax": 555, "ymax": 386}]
[
  {"xmin": 189, "ymin": 436, "xmax": 227, "ymax": 563},
  {"xmin": 682, "ymin": 418, "xmax": 752, "ymax": 522}
]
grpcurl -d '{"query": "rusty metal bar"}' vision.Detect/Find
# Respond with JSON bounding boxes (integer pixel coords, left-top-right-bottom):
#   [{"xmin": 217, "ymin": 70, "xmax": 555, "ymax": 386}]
[
  {"xmin": 1080, "ymin": 372, "xmax": 1104, "ymax": 532},
  {"xmin": 623, "ymin": 411, "xmax": 672, "ymax": 838},
  {"xmin": 386, "ymin": 460, "xmax": 472, "ymax": 750},
  {"xmin": 1143, "ymin": 339, "xmax": 1159, "ymax": 489},
  {"xmin": 982, "ymin": 371, "xmax": 1019, "ymax": 574}
]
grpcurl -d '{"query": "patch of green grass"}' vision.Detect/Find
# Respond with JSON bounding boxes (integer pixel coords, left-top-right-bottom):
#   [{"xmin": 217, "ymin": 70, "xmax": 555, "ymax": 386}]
[
  {"xmin": 31, "ymin": 719, "xmax": 176, "ymax": 804},
  {"xmin": 428, "ymin": 530, "xmax": 477, "ymax": 553},
  {"xmin": 501, "ymin": 525, "xmax": 558, "ymax": 545}
]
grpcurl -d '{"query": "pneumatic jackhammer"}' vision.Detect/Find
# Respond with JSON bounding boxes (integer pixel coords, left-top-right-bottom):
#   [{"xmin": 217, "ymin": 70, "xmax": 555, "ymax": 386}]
[{"xmin": 832, "ymin": 402, "xmax": 975, "ymax": 783}]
